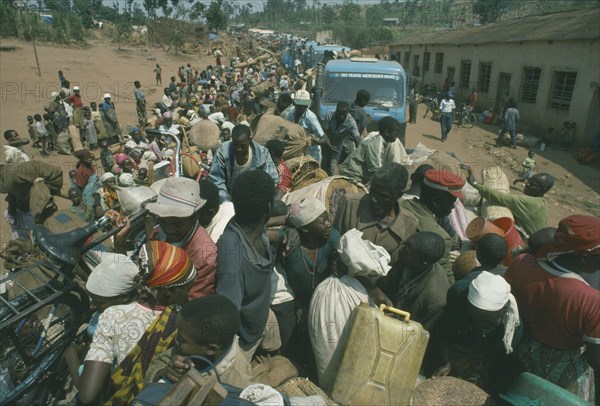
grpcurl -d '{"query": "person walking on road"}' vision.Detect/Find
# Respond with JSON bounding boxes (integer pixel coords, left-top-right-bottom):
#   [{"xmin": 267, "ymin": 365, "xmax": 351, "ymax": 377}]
[{"xmin": 439, "ymin": 92, "xmax": 455, "ymax": 143}]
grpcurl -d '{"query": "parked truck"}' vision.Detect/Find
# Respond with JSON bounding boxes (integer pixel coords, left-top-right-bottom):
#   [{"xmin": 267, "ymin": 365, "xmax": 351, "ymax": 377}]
[{"xmin": 313, "ymin": 58, "xmax": 408, "ymax": 142}]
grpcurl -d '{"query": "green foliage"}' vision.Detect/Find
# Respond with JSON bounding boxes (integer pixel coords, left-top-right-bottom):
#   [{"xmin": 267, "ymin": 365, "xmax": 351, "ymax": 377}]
[
  {"xmin": 170, "ymin": 31, "xmax": 184, "ymax": 54},
  {"xmin": 472, "ymin": 0, "xmax": 510, "ymax": 24},
  {"xmin": 205, "ymin": 0, "xmax": 228, "ymax": 32},
  {"xmin": 339, "ymin": 1, "xmax": 362, "ymax": 22},
  {"xmin": 0, "ymin": 4, "xmax": 18, "ymax": 37},
  {"xmin": 190, "ymin": 2, "xmax": 205, "ymax": 21},
  {"xmin": 332, "ymin": 23, "xmax": 392, "ymax": 49},
  {"xmin": 321, "ymin": 4, "xmax": 337, "ymax": 24}
]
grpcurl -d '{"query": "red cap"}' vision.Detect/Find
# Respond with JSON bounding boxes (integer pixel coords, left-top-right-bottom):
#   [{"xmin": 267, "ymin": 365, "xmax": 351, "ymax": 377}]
[
  {"xmin": 423, "ymin": 169, "xmax": 465, "ymax": 198},
  {"xmin": 536, "ymin": 214, "xmax": 600, "ymax": 259}
]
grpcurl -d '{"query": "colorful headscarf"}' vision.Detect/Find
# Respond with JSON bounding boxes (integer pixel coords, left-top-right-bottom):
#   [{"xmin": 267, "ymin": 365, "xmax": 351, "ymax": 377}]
[
  {"xmin": 536, "ymin": 215, "xmax": 600, "ymax": 259},
  {"xmin": 114, "ymin": 153, "xmax": 129, "ymax": 166},
  {"xmin": 139, "ymin": 241, "xmax": 195, "ymax": 288}
]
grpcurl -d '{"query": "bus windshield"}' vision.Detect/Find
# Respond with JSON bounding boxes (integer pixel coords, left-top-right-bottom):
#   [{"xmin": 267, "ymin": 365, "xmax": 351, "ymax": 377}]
[{"xmin": 323, "ymin": 72, "xmax": 405, "ymax": 108}]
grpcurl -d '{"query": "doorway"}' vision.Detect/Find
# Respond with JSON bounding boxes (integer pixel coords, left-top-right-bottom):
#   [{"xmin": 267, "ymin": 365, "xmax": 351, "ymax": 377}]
[
  {"xmin": 495, "ymin": 73, "xmax": 511, "ymax": 113},
  {"xmin": 584, "ymin": 85, "xmax": 599, "ymax": 146},
  {"xmin": 447, "ymin": 66, "xmax": 455, "ymax": 84}
]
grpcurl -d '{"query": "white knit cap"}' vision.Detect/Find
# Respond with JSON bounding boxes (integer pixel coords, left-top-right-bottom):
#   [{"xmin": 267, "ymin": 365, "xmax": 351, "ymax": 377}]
[
  {"xmin": 86, "ymin": 253, "xmax": 138, "ymax": 297},
  {"xmin": 468, "ymin": 271, "xmax": 520, "ymax": 354}
]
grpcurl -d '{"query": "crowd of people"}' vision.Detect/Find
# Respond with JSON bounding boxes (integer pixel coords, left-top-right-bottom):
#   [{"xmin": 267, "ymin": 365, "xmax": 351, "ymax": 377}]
[{"xmin": 0, "ymin": 33, "xmax": 598, "ymax": 405}]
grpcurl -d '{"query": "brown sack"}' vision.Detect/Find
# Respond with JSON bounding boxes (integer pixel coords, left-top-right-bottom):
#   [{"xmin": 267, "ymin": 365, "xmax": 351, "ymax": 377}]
[
  {"xmin": 182, "ymin": 146, "xmax": 203, "ymax": 178},
  {"xmin": 188, "ymin": 119, "xmax": 221, "ymax": 151},
  {"xmin": 251, "ymin": 355, "xmax": 298, "ymax": 388},
  {"xmin": 253, "ymin": 115, "xmax": 307, "ymax": 160},
  {"xmin": 68, "ymin": 124, "xmax": 83, "ymax": 152}
]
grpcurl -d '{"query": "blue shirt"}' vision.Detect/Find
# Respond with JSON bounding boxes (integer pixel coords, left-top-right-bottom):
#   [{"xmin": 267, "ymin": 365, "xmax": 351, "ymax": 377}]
[
  {"xmin": 216, "ymin": 221, "xmax": 274, "ymax": 345},
  {"xmin": 209, "ymin": 140, "xmax": 279, "ymax": 203},
  {"xmin": 323, "ymin": 111, "xmax": 360, "ymax": 145},
  {"xmin": 280, "ymin": 106, "xmax": 324, "ymax": 139}
]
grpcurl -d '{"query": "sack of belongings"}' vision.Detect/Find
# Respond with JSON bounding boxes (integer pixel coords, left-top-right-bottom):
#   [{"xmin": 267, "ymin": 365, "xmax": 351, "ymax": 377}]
[
  {"xmin": 253, "ymin": 115, "xmax": 308, "ymax": 160},
  {"xmin": 188, "ymin": 119, "xmax": 221, "ymax": 151}
]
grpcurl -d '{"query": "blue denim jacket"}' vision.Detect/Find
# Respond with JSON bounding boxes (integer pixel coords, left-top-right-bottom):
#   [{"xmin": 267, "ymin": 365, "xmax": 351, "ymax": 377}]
[{"xmin": 209, "ymin": 140, "xmax": 279, "ymax": 203}]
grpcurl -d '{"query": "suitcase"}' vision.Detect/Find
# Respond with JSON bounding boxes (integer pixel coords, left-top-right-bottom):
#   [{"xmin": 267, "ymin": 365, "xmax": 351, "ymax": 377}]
[{"xmin": 327, "ymin": 304, "xmax": 429, "ymax": 405}]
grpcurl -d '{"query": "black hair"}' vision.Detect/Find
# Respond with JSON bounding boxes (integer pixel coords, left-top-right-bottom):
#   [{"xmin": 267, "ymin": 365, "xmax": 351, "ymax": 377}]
[
  {"xmin": 406, "ymin": 232, "xmax": 446, "ymax": 265},
  {"xmin": 43, "ymin": 113, "xmax": 52, "ymax": 120},
  {"xmin": 27, "ymin": 115, "xmax": 34, "ymax": 120},
  {"xmin": 336, "ymin": 101, "xmax": 350, "ymax": 110},
  {"xmin": 99, "ymin": 139, "xmax": 109, "ymax": 148},
  {"xmin": 371, "ymin": 163, "xmax": 408, "ymax": 197},
  {"xmin": 411, "ymin": 164, "xmax": 434, "ymax": 184},
  {"xmin": 67, "ymin": 187, "xmax": 82, "ymax": 199},
  {"xmin": 199, "ymin": 179, "xmax": 219, "ymax": 210},
  {"xmin": 232, "ymin": 124, "xmax": 251, "ymax": 140},
  {"xmin": 531, "ymin": 172, "xmax": 555, "ymax": 194},
  {"xmin": 265, "ymin": 139, "xmax": 285, "ymax": 159},
  {"xmin": 34, "ymin": 114, "xmax": 42, "ymax": 121},
  {"xmin": 3, "ymin": 130, "xmax": 16, "ymax": 141},
  {"xmin": 356, "ymin": 89, "xmax": 370, "ymax": 103},
  {"xmin": 278, "ymin": 93, "xmax": 292, "ymax": 105},
  {"xmin": 476, "ymin": 233, "xmax": 508, "ymax": 266},
  {"xmin": 528, "ymin": 227, "xmax": 557, "ymax": 255},
  {"xmin": 528, "ymin": 150, "xmax": 535, "ymax": 157},
  {"xmin": 378, "ymin": 116, "xmax": 400, "ymax": 133},
  {"xmin": 90, "ymin": 102, "xmax": 97, "ymax": 108},
  {"xmin": 179, "ymin": 295, "xmax": 240, "ymax": 347},
  {"xmin": 231, "ymin": 170, "xmax": 274, "ymax": 226},
  {"xmin": 134, "ymin": 80, "xmax": 141, "ymax": 87}
]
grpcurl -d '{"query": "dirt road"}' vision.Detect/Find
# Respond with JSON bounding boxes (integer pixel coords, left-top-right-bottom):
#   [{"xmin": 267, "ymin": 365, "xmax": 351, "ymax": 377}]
[{"xmin": 0, "ymin": 38, "xmax": 598, "ymax": 248}]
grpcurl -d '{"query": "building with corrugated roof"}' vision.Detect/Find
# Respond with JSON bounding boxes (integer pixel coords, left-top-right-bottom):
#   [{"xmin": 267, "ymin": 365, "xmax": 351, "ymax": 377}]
[{"xmin": 390, "ymin": 7, "xmax": 600, "ymax": 145}]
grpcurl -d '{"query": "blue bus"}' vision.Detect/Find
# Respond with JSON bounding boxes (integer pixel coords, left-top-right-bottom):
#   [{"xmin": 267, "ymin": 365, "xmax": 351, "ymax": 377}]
[{"xmin": 313, "ymin": 58, "xmax": 408, "ymax": 140}]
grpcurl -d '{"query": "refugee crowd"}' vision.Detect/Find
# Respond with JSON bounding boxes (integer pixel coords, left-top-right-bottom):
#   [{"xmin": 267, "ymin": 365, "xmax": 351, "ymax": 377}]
[{"xmin": 0, "ymin": 33, "xmax": 598, "ymax": 405}]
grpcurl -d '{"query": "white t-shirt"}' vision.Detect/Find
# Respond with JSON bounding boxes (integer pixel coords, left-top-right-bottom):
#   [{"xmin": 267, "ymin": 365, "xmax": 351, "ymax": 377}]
[
  {"xmin": 206, "ymin": 201, "xmax": 235, "ymax": 243},
  {"xmin": 85, "ymin": 302, "xmax": 161, "ymax": 369}
]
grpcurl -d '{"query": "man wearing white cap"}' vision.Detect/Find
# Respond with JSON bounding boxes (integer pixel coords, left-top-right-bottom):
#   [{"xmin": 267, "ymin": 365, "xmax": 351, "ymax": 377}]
[
  {"xmin": 99, "ymin": 93, "xmax": 122, "ymax": 142},
  {"xmin": 280, "ymin": 89, "xmax": 326, "ymax": 163},
  {"xmin": 432, "ymin": 271, "xmax": 522, "ymax": 395},
  {"xmin": 145, "ymin": 177, "xmax": 217, "ymax": 299},
  {"xmin": 70, "ymin": 85, "xmax": 84, "ymax": 128}
]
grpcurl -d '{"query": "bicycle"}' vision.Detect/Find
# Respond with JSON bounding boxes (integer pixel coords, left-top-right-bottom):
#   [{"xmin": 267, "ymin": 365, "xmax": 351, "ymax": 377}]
[
  {"xmin": 454, "ymin": 103, "xmax": 478, "ymax": 128},
  {"xmin": 0, "ymin": 210, "xmax": 147, "ymax": 404}
]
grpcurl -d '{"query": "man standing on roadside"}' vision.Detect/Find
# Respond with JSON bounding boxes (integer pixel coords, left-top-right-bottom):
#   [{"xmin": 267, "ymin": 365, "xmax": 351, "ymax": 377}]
[
  {"xmin": 350, "ymin": 89, "xmax": 370, "ymax": 136},
  {"xmin": 496, "ymin": 100, "xmax": 520, "ymax": 149},
  {"xmin": 134, "ymin": 80, "xmax": 147, "ymax": 127}
]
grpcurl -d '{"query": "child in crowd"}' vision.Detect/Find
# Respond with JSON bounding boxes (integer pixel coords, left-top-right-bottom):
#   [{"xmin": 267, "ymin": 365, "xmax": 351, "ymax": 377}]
[
  {"xmin": 513, "ymin": 150, "xmax": 536, "ymax": 185},
  {"xmin": 34, "ymin": 114, "xmax": 48, "ymax": 156},
  {"xmin": 27, "ymin": 115, "xmax": 37, "ymax": 146},
  {"xmin": 68, "ymin": 169, "xmax": 77, "ymax": 190},
  {"xmin": 135, "ymin": 168, "xmax": 149, "ymax": 186},
  {"xmin": 99, "ymin": 140, "xmax": 115, "ymax": 173},
  {"xmin": 82, "ymin": 108, "xmax": 98, "ymax": 151},
  {"xmin": 141, "ymin": 295, "xmax": 251, "ymax": 391},
  {"xmin": 43, "ymin": 113, "xmax": 56, "ymax": 152},
  {"xmin": 67, "ymin": 187, "xmax": 94, "ymax": 222}
]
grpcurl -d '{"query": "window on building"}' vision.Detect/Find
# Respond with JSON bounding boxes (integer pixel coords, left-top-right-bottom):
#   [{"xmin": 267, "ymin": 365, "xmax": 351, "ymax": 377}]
[
  {"xmin": 423, "ymin": 52, "xmax": 430, "ymax": 72},
  {"xmin": 520, "ymin": 67, "xmax": 541, "ymax": 103},
  {"xmin": 434, "ymin": 53, "xmax": 444, "ymax": 73},
  {"xmin": 460, "ymin": 60, "xmax": 471, "ymax": 89},
  {"xmin": 478, "ymin": 62, "xmax": 492, "ymax": 93},
  {"xmin": 548, "ymin": 71, "xmax": 577, "ymax": 112},
  {"xmin": 404, "ymin": 52, "xmax": 410, "ymax": 69}
]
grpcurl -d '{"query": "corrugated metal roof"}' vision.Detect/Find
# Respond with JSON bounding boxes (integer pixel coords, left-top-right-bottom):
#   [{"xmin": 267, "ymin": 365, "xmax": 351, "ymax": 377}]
[{"xmin": 391, "ymin": 7, "xmax": 600, "ymax": 46}]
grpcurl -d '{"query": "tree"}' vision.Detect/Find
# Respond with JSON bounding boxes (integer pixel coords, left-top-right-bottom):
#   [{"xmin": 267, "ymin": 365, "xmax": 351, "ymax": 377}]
[
  {"xmin": 143, "ymin": 0, "xmax": 158, "ymax": 19},
  {"xmin": 321, "ymin": 3, "xmax": 336, "ymax": 24},
  {"xmin": 473, "ymin": 0, "xmax": 510, "ymax": 24},
  {"xmin": 205, "ymin": 0, "xmax": 228, "ymax": 32},
  {"xmin": 189, "ymin": 1, "xmax": 204, "ymax": 21},
  {"xmin": 340, "ymin": 1, "xmax": 361, "ymax": 23},
  {"xmin": 115, "ymin": 19, "xmax": 132, "ymax": 49}
]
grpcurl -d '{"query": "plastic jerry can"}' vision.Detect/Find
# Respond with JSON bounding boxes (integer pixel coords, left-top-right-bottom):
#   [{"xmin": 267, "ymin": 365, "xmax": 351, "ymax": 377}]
[{"xmin": 327, "ymin": 304, "xmax": 429, "ymax": 405}]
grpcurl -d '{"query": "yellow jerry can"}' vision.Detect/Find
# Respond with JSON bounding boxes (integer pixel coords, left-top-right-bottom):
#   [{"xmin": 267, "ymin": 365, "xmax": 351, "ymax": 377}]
[{"xmin": 328, "ymin": 304, "xmax": 429, "ymax": 405}]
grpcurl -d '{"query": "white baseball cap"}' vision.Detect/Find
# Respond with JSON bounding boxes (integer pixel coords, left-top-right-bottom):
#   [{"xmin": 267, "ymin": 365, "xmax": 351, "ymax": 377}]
[
  {"xmin": 73, "ymin": 86, "xmax": 80, "ymax": 91},
  {"xmin": 103, "ymin": 93, "xmax": 111, "ymax": 99},
  {"xmin": 293, "ymin": 89, "xmax": 311, "ymax": 106},
  {"xmin": 50, "ymin": 91, "xmax": 59, "ymax": 100}
]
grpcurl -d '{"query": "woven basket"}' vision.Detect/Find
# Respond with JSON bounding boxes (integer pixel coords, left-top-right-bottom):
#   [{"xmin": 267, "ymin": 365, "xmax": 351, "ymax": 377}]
[
  {"xmin": 276, "ymin": 378, "xmax": 338, "ymax": 406},
  {"xmin": 411, "ymin": 377, "xmax": 494, "ymax": 406},
  {"xmin": 286, "ymin": 155, "xmax": 329, "ymax": 191},
  {"xmin": 480, "ymin": 166, "xmax": 514, "ymax": 221}
]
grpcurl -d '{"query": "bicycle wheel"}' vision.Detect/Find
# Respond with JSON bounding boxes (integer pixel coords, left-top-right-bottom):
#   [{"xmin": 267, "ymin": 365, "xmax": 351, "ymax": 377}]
[
  {"xmin": 0, "ymin": 293, "xmax": 83, "ymax": 405},
  {"xmin": 461, "ymin": 113, "xmax": 474, "ymax": 128}
]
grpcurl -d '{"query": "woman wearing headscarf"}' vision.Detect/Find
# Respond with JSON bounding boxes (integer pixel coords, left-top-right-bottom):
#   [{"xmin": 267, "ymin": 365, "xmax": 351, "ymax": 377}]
[
  {"xmin": 283, "ymin": 198, "xmax": 340, "ymax": 308},
  {"xmin": 75, "ymin": 241, "xmax": 195, "ymax": 405},
  {"xmin": 506, "ymin": 215, "xmax": 600, "ymax": 402},
  {"xmin": 74, "ymin": 149, "xmax": 99, "ymax": 210},
  {"xmin": 431, "ymin": 271, "xmax": 522, "ymax": 396}
]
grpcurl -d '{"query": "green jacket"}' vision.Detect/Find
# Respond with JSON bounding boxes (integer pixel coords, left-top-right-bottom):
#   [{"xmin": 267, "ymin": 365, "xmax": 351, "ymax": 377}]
[
  {"xmin": 474, "ymin": 183, "xmax": 546, "ymax": 236},
  {"xmin": 400, "ymin": 198, "xmax": 453, "ymax": 285}
]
